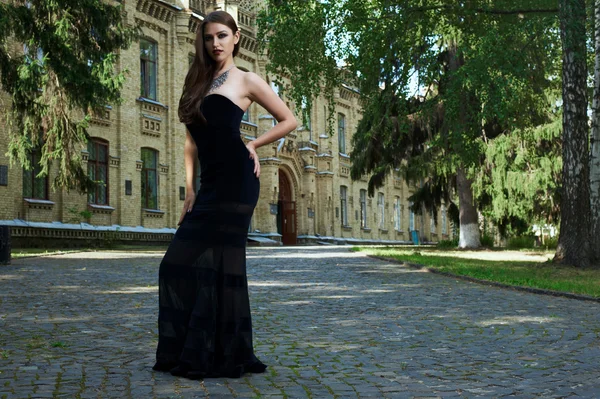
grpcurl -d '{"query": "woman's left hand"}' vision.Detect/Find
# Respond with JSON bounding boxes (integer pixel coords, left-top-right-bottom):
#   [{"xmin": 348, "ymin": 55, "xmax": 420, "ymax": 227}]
[{"xmin": 246, "ymin": 142, "xmax": 260, "ymax": 178}]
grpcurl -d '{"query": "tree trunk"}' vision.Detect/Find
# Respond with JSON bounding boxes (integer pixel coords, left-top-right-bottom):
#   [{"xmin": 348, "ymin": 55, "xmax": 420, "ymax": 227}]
[
  {"xmin": 555, "ymin": 0, "xmax": 592, "ymax": 267},
  {"xmin": 590, "ymin": 0, "xmax": 600, "ymax": 263},
  {"xmin": 457, "ymin": 167, "xmax": 481, "ymax": 249}
]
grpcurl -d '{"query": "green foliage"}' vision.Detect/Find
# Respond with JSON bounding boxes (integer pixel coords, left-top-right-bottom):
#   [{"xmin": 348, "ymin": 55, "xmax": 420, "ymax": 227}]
[
  {"xmin": 258, "ymin": 0, "xmax": 562, "ymax": 234},
  {"xmin": 507, "ymin": 235, "xmax": 537, "ymax": 249},
  {"xmin": 480, "ymin": 234, "xmax": 495, "ymax": 248},
  {"xmin": 437, "ymin": 238, "xmax": 459, "ymax": 249},
  {"xmin": 474, "ymin": 118, "xmax": 563, "ymax": 233},
  {"xmin": 0, "ymin": 0, "xmax": 137, "ymax": 192}
]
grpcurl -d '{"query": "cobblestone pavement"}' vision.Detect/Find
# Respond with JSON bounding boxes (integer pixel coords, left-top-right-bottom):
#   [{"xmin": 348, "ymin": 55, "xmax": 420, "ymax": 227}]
[{"xmin": 1, "ymin": 246, "xmax": 599, "ymax": 399}]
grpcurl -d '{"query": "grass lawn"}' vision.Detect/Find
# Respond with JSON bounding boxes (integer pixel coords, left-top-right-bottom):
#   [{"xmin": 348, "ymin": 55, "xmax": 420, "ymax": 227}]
[{"xmin": 354, "ymin": 246, "xmax": 600, "ymax": 299}]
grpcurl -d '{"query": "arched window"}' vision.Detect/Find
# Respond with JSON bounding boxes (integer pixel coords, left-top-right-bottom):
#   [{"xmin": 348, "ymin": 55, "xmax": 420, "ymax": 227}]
[
  {"xmin": 141, "ymin": 148, "xmax": 159, "ymax": 209},
  {"xmin": 88, "ymin": 138, "xmax": 109, "ymax": 205}
]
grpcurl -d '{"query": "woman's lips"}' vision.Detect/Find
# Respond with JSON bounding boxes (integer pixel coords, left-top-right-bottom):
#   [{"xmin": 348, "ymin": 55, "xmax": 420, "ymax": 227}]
[{"xmin": 213, "ymin": 50, "xmax": 222, "ymax": 55}]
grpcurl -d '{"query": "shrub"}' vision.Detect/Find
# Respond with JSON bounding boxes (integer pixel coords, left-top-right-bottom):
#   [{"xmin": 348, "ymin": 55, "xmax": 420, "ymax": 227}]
[
  {"xmin": 507, "ymin": 235, "xmax": 536, "ymax": 249},
  {"xmin": 543, "ymin": 236, "xmax": 558, "ymax": 250},
  {"xmin": 480, "ymin": 234, "xmax": 495, "ymax": 248},
  {"xmin": 438, "ymin": 238, "xmax": 458, "ymax": 249}
]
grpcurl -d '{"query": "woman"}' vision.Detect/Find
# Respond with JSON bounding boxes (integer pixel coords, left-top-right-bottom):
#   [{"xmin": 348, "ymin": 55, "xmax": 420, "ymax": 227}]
[{"xmin": 152, "ymin": 10, "xmax": 297, "ymax": 379}]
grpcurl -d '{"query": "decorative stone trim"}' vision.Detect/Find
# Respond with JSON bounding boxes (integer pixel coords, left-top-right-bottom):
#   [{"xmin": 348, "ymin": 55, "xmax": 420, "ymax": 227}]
[
  {"xmin": 142, "ymin": 113, "xmax": 162, "ymax": 137},
  {"xmin": 143, "ymin": 208, "xmax": 165, "ymax": 218},
  {"xmin": 316, "ymin": 153, "xmax": 333, "ymax": 158},
  {"xmin": 81, "ymin": 150, "xmax": 89, "ymax": 162},
  {"xmin": 340, "ymin": 164, "xmax": 350, "ymax": 177},
  {"xmin": 159, "ymin": 164, "xmax": 169, "ymax": 174},
  {"xmin": 241, "ymin": 120, "xmax": 258, "ymax": 136},
  {"xmin": 317, "ymin": 171, "xmax": 334, "ymax": 178},
  {"xmin": 379, "ymin": 229, "xmax": 389, "ymax": 234},
  {"xmin": 394, "ymin": 178, "xmax": 402, "ymax": 188},
  {"xmin": 259, "ymin": 157, "xmax": 282, "ymax": 167},
  {"xmin": 90, "ymin": 106, "xmax": 111, "ymax": 126},
  {"xmin": 342, "ymin": 225, "xmax": 352, "ymax": 232},
  {"xmin": 137, "ymin": 97, "xmax": 169, "ymax": 111},
  {"xmin": 136, "ymin": 0, "xmax": 178, "ymax": 24},
  {"xmin": 135, "ymin": 17, "xmax": 168, "ymax": 35},
  {"xmin": 304, "ymin": 165, "xmax": 317, "ymax": 173},
  {"xmin": 136, "ymin": 160, "xmax": 144, "ymax": 171},
  {"xmin": 88, "ymin": 204, "xmax": 115, "ymax": 214},
  {"xmin": 24, "ymin": 198, "xmax": 54, "ymax": 211},
  {"xmin": 361, "ymin": 227, "xmax": 372, "ymax": 232},
  {"xmin": 239, "ymin": 34, "xmax": 257, "ymax": 53},
  {"xmin": 109, "ymin": 156, "xmax": 120, "ymax": 168},
  {"xmin": 339, "ymin": 152, "xmax": 351, "ymax": 159}
]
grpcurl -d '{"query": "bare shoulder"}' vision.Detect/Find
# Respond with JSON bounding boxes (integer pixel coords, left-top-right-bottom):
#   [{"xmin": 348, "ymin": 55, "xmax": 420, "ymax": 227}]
[{"xmin": 243, "ymin": 71, "xmax": 266, "ymax": 87}]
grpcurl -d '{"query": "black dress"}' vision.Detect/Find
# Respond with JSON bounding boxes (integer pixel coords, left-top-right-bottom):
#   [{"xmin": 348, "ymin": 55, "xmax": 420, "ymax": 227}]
[{"xmin": 153, "ymin": 94, "xmax": 266, "ymax": 379}]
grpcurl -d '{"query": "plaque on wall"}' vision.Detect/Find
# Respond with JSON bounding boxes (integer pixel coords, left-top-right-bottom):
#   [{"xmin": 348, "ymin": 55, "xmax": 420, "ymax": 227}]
[
  {"xmin": 125, "ymin": 180, "xmax": 132, "ymax": 196},
  {"xmin": 269, "ymin": 203, "xmax": 278, "ymax": 215}
]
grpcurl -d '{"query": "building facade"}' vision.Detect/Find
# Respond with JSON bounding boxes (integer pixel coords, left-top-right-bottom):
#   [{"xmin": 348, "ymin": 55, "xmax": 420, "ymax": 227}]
[{"xmin": 0, "ymin": 0, "xmax": 452, "ymax": 245}]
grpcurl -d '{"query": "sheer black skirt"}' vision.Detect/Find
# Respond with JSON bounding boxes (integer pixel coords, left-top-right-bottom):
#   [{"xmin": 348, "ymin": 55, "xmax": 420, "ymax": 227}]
[{"xmin": 153, "ymin": 201, "xmax": 266, "ymax": 379}]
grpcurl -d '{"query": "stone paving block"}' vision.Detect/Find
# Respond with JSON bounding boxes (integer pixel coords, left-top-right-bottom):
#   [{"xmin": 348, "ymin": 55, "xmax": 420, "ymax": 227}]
[{"xmin": 1, "ymin": 248, "xmax": 600, "ymax": 398}]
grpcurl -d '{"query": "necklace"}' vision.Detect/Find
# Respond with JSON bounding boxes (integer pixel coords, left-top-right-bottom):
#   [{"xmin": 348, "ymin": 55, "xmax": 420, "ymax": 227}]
[{"xmin": 209, "ymin": 64, "xmax": 235, "ymax": 93}]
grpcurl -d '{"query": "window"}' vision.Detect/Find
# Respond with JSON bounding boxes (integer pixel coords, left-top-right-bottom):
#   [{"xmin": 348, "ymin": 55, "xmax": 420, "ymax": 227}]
[
  {"xmin": 409, "ymin": 202, "xmax": 415, "ymax": 231},
  {"xmin": 394, "ymin": 196, "xmax": 401, "ymax": 231},
  {"xmin": 442, "ymin": 205, "xmax": 448, "ymax": 234},
  {"xmin": 140, "ymin": 39, "xmax": 158, "ymax": 100},
  {"xmin": 338, "ymin": 113, "xmax": 346, "ymax": 153},
  {"xmin": 141, "ymin": 148, "xmax": 158, "ymax": 209},
  {"xmin": 360, "ymin": 189, "xmax": 367, "ymax": 228},
  {"xmin": 378, "ymin": 193, "xmax": 385, "ymax": 228},
  {"xmin": 88, "ymin": 139, "xmax": 109, "ymax": 205},
  {"xmin": 242, "ymin": 107, "xmax": 250, "ymax": 122},
  {"xmin": 430, "ymin": 211, "xmax": 436, "ymax": 234},
  {"xmin": 340, "ymin": 186, "xmax": 348, "ymax": 226},
  {"xmin": 302, "ymin": 96, "xmax": 312, "ymax": 139},
  {"xmin": 271, "ymin": 81, "xmax": 281, "ymax": 98},
  {"xmin": 22, "ymin": 147, "xmax": 48, "ymax": 200}
]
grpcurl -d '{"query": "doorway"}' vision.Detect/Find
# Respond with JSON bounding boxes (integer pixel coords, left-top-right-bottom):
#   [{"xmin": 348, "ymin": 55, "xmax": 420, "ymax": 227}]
[{"xmin": 277, "ymin": 171, "xmax": 297, "ymax": 245}]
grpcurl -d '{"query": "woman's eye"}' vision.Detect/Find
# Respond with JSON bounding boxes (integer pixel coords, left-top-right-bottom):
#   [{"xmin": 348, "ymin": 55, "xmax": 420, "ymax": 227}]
[{"xmin": 219, "ymin": 34, "xmax": 227, "ymax": 38}]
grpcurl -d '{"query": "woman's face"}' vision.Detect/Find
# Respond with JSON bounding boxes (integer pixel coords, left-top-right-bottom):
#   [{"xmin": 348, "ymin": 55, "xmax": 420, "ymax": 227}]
[{"xmin": 203, "ymin": 22, "xmax": 239, "ymax": 62}]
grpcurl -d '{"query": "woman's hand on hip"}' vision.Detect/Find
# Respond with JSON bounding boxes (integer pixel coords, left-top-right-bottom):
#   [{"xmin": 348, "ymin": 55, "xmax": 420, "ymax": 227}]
[
  {"xmin": 246, "ymin": 142, "xmax": 260, "ymax": 178},
  {"xmin": 178, "ymin": 191, "xmax": 196, "ymax": 225}
]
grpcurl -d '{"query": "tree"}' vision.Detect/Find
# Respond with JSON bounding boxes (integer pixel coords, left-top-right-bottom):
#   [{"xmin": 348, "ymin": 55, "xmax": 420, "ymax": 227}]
[
  {"xmin": 0, "ymin": 0, "xmax": 136, "ymax": 192},
  {"xmin": 258, "ymin": 0, "xmax": 560, "ymax": 248},
  {"xmin": 590, "ymin": 0, "xmax": 600, "ymax": 262},
  {"xmin": 555, "ymin": 0, "xmax": 592, "ymax": 266}
]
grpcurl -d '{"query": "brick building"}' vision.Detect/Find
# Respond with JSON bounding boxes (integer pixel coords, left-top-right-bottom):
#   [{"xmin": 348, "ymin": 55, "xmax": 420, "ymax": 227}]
[{"xmin": 0, "ymin": 0, "xmax": 452, "ymax": 246}]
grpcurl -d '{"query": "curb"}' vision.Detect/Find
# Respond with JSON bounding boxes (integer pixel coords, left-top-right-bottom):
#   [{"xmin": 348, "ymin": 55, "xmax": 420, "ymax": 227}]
[{"xmin": 366, "ymin": 254, "xmax": 600, "ymax": 304}]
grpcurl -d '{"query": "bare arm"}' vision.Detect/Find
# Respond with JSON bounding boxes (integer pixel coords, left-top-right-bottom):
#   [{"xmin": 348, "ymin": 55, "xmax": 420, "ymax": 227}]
[
  {"xmin": 179, "ymin": 129, "xmax": 197, "ymax": 224},
  {"xmin": 184, "ymin": 130, "xmax": 198, "ymax": 193},
  {"xmin": 245, "ymin": 72, "xmax": 298, "ymax": 149}
]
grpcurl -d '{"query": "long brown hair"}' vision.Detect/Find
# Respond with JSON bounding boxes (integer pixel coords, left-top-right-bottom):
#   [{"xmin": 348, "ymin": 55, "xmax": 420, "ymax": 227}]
[{"xmin": 178, "ymin": 11, "xmax": 240, "ymax": 125}]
